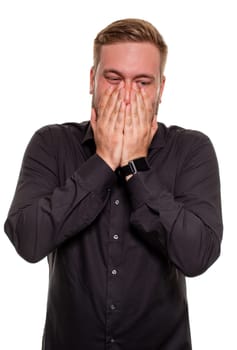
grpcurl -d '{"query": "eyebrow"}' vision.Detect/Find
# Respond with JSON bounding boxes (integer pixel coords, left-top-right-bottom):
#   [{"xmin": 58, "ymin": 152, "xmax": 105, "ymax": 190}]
[{"xmin": 103, "ymin": 69, "xmax": 155, "ymax": 80}]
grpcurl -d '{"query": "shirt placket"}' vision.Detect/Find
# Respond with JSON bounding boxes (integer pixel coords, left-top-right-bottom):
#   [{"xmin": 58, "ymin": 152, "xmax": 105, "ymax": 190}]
[{"xmin": 105, "ymin": 184, "xmax": 126, "ymax": 349}]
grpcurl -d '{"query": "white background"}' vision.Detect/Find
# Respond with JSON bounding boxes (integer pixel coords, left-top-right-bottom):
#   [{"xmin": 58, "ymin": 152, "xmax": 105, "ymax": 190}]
[{"xmin": 0, "ymin": 0, "xmax": 236, "ymax": 349}]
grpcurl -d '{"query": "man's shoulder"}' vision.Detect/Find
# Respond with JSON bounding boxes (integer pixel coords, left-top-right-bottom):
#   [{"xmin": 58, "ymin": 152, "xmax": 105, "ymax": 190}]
[
  {"xmin": 36, "ymin": 121, "xmax": 89, "ymax": 134},
  {"xmin": 163, "ymin": 123, "xmax": 211, "ymax": 148},
  {"xmin": 34, "ymin": 121, "xmax": 90, "ymax": 142}
]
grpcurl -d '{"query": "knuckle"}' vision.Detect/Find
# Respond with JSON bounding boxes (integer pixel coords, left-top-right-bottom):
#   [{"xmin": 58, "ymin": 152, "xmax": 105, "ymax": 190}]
[
  {"xmin": 98, "ymin": 102, "xmax": 106, "ymax": 111},
  {"xmin": 147, "ymin": 106, "xmax": 153, "ymax": 114}
]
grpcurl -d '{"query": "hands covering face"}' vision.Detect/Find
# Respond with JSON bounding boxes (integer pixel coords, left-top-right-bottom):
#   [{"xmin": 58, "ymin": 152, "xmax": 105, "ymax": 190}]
[{"xmin": 90, "ymin": 82, "xmax": 158, "ymax": 171}]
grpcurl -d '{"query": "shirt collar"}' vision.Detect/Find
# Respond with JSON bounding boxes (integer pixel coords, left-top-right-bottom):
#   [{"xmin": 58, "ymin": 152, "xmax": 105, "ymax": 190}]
[
  {"xmin": 82, "ymin": 121, "xmax": 167, "ymax": 149},
  {"xmin": 149, "ymin": 122, "xmax": 166, "ymax": 149},
  {"xmin": 82, "ymin": 122, "xmax": 94, "ymax": 145}
]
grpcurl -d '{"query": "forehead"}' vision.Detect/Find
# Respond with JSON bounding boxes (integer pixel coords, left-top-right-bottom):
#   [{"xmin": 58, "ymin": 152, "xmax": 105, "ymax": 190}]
[{"xmin": 98, "ymin": 42, "xmax": 161, "ymax": 76}]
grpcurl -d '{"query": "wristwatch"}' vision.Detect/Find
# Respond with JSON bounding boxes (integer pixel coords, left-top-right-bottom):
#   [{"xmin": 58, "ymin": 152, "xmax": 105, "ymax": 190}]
[{"xmin": 118, "ymin": 157, "xmax": 150, "ymax": 177}]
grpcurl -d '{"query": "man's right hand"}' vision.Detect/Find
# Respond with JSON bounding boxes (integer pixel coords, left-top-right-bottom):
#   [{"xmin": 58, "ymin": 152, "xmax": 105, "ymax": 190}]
[{"xmin": 90, "ymin": 85, "xmax": 125, "ymax": 171}]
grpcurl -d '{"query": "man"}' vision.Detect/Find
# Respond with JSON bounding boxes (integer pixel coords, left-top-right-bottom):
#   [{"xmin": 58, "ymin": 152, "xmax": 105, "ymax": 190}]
[{"xmin": 4, "ymin": 18, "xmax": 223, "ymax": 349}]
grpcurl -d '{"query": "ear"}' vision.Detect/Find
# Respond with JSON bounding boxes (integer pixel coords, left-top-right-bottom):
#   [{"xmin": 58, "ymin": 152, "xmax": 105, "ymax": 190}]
[
  {"xmin": 90, "ymin": 67, "xmax": 95, "ymax": 94},
  {"xmin": 158, "ymin": 75, "xmax": 166, "ymax": 103}
]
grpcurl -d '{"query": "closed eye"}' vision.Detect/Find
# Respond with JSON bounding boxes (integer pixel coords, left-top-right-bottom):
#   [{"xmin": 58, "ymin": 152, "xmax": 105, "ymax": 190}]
[
  {"xmin": 136, "ymin": 80, "xmax": 152, "ymax": 86},
  {"xmin": 105, "ymin": 75, "xmax": 122, "ymax": 84}
]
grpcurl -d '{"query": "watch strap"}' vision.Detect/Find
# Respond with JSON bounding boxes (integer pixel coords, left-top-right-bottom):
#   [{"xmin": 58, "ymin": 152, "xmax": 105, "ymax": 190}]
[{"xmin": 118, "ymin": 157, "xmax": 150, "ymax": 177}]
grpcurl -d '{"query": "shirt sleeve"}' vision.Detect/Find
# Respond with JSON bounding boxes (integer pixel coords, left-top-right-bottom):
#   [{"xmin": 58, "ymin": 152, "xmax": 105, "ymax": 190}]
[
  {"xmin": 125, "ymin": 132, "xmax": 223, "ymax": 277},
  {"xmin": 4, "ymin": 126, "xmax": 116, "ymax": 263}
]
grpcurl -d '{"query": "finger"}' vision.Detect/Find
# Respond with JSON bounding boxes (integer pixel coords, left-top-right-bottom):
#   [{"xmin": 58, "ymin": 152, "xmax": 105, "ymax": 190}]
[
  {"xmin": 140, "ymin": 87, "xmax": 154, "ymax": 122},
  {"xmin": 109, "ymin": 85, "xmax": 125, "ymax": 127},
  {"xmin": 150, "ymin": 118, "xmax": 158, "ymax": 142},
  {"xmin": 112, "ymin": 86, "xmax": 124, "ymax": 113},
  {"xmin": 151, "ymin": 115, "xmax": 158, "ymax": 133},
  {"xmin": 130, "ymin": 88, "xmax": 138, "ymax": 122},
  {"xmin": 95, "ymin": 83, "xmax": 124, "ymax": 139},
  {"xmin": 135, "ymin": 88, "xmax": 146, "ymax": 126},
  {"xmin": 116, "ymin": 88, "xmax": 125, "ymax": 124},
  {"xmin": 115, "ymin": 98, "xmax": 126, "ymax": 131},
  {"xmin": 90, "ymin": 107, "xmax": 97, "ymax": 132},
  {"xmin": 124, "ymin": 103, "xmax": 133, "ymax": 134},
  {"xmin": 97, "ymin": 85, "xmax": 117, "ymax": 119}
]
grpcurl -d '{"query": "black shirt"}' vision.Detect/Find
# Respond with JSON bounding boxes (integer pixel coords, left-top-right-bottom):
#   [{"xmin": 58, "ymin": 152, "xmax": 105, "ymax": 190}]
[{"xmin": 4, "ymin": 121, "xmax": 223, "ymax": 350}]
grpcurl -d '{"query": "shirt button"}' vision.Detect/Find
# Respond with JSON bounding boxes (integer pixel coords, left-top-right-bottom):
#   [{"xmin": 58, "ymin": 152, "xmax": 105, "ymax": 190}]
[
  {"xmin": 110, "ymin": 304, "xmax": 116, "ymax": 310},
  {"xmin": 114, "ymin": 199, "xmax": 120, "ymax": 205},
  {"xmin": 113, "ymin": 234, "xmax": 119, "ymax": 240},
  {"xmin": 112, "ymin": 269, "xmax": 117, "ymax": 275}
]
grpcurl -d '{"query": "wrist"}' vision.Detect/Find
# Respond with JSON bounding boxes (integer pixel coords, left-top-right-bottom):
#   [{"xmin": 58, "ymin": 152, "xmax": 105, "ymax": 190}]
[
  {"xmin": 118, "ymin": 157, "xmax": 150, "ymax": 178},
  {"xmin": 96, "ymin": 152, "xmax": 117, "ymax": 171},
  {"xmin": 125, "ymin": 174, "xmax": 134, "ymax": 181},
  {"xmin": 120, "ymin": 153, "xmax": 147, "ymax": 167}
]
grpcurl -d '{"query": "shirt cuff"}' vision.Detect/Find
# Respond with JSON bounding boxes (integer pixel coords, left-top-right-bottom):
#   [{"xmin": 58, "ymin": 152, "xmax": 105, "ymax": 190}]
[
  {"xmin": 76, "ymin": 154, "xmax": 117, "ymax": 193},
  {"xmin": 125, "ymin": 173, "xmax": 150, "ymax": 209}
]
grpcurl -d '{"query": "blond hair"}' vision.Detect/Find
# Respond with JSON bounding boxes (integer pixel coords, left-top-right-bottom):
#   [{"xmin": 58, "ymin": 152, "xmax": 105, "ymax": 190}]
[{"xmin": 93, "ymin": 18, "xmax": 168, "ymax": 76}]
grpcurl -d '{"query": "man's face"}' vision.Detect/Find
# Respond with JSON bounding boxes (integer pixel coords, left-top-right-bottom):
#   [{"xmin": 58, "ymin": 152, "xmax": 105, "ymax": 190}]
[{"xmin": 90, "ymin": 42, "xmax": 165, "ymax": 115}]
